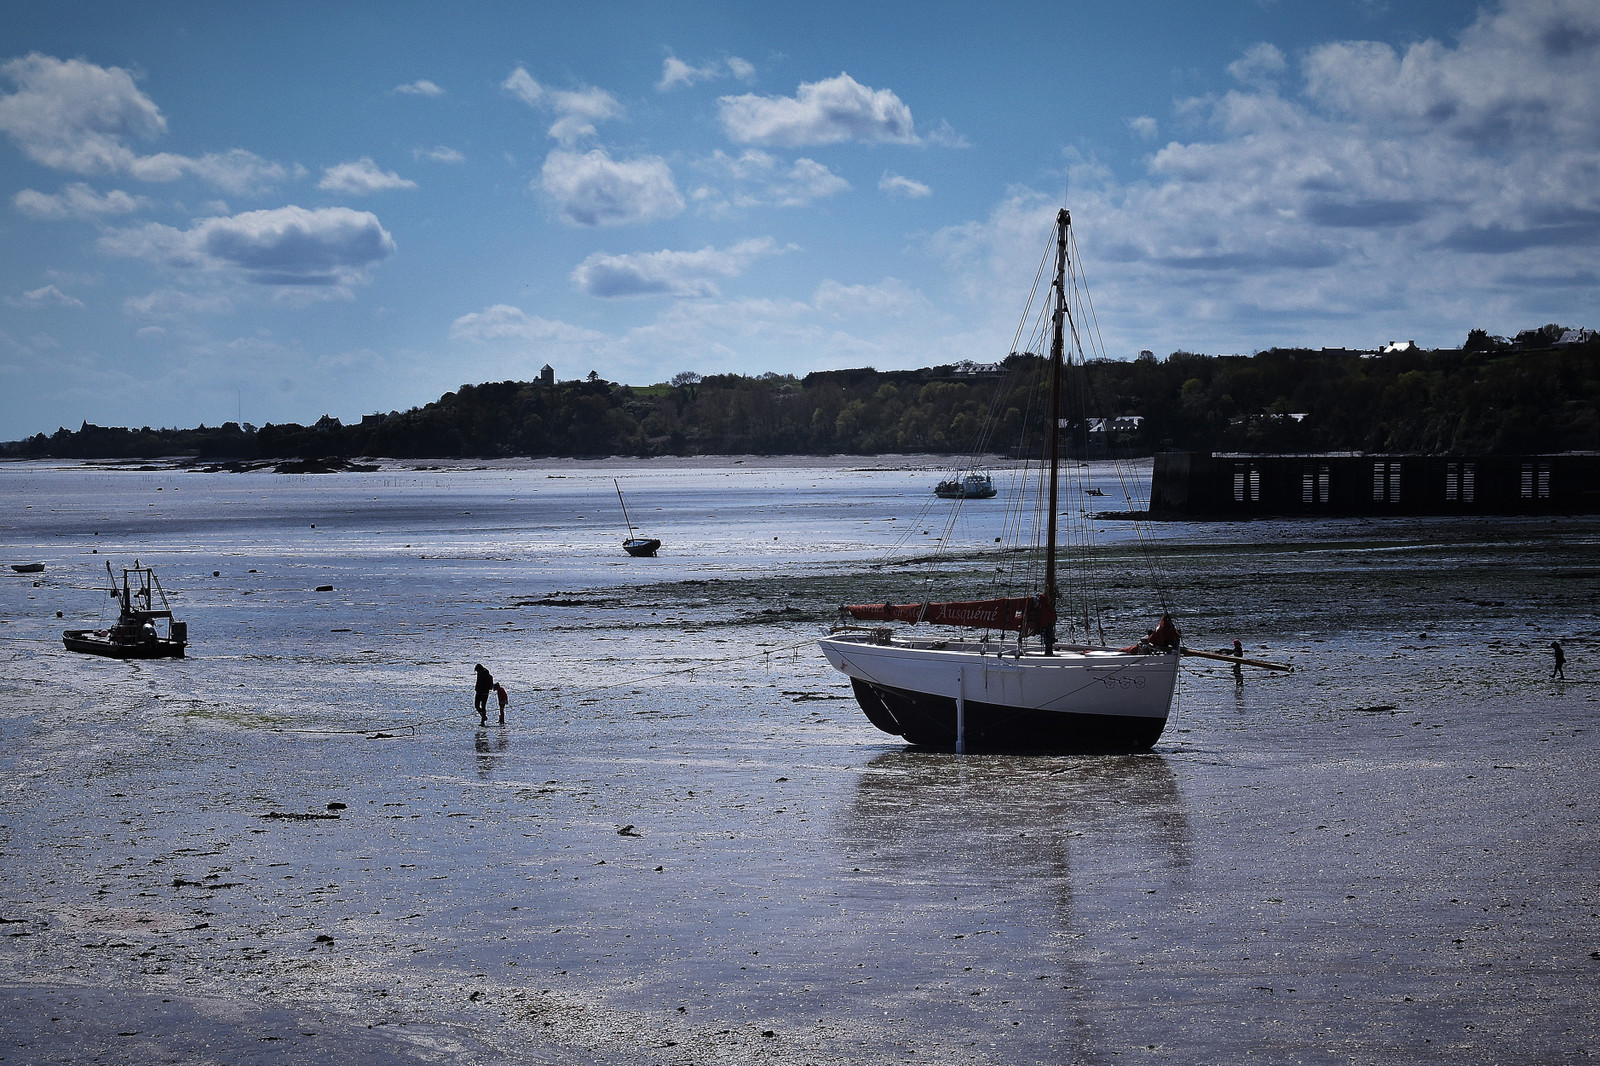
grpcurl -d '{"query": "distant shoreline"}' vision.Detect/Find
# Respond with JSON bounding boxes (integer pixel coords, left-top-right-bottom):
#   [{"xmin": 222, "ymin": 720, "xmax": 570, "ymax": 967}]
[{"xmin": 0, "ymin": 452, "xmax": 1071, "ymax": 474}]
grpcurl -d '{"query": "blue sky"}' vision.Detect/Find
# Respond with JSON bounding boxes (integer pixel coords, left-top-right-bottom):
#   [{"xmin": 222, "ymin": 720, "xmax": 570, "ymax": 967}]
[{"xmin": 2, "ymin": 0, "xmax": 1596, "ymax": 440}]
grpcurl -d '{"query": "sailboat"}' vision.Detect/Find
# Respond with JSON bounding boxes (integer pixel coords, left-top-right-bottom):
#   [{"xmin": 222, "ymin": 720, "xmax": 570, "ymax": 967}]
[
  {"xmin": 614, "ymin": 479, "xmax": 661, "ymax": 557},
  {"xmin": 818, "ymin": 209, "xmax": 1182, "ymax": 753}
]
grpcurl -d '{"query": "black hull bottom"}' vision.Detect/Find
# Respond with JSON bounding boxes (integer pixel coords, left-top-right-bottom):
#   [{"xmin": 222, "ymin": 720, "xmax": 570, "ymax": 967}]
[
  {"xmin": 850, "ymin": 678, "xmax": 1165, "ymax": 754},
  {"xmin": 624, "ymin": 539, "xmax": 661, "ymax": 557},
  {"xmin": 63, "ymin": 631, "xmax": 186, "ymax": 659}
]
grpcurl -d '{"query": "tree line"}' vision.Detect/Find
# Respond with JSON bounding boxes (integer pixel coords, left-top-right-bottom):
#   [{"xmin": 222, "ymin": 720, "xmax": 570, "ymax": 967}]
[{"xmin": 7, "ymin": 329, "xmax": 1597, "ymax": 462}]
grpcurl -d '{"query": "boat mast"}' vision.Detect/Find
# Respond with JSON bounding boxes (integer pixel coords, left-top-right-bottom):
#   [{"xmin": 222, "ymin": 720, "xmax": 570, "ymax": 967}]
[
  {"xmin": 1043, "ymin": 208, "xmax": 1069, "ymax": 655},
  {"xmin": 107, "ymin": 559, "xmax": 129, "ymax": 615},
  {"xmin": 614, "ymin": 478, "xmax": 637, "ymax": 538}
]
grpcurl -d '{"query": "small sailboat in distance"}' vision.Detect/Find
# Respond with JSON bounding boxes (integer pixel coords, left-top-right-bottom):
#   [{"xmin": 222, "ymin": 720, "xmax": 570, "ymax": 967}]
[{"xmin": 615, "ymin": 479, "xmax": 661, "ymax": 557}]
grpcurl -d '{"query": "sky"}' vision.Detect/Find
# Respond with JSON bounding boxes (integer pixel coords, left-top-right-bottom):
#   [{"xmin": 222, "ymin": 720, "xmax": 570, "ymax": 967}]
[{"xmin": 1, "ymin": 0, "xmax": 1597, "ymax": 440}]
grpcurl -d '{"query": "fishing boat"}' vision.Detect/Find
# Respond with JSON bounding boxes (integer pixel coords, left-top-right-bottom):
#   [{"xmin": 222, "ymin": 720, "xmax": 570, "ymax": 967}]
[
  {"xmin": 10, "ymin": 562, "xmax": 45, "ymax": 573},
  {"xmin": 63, "ymin": 560, "xmax": 188, "ymax": 658},
  {"xmin": 614, "ymin": 479, "xmax": 660, "ymax": 557},
  {"xmin": 819, "ymin": 209, "xmax": 1183, "ymax": 753},
  {"xmin": 934, "ymin": 471, "xmax": 997, "ymax": 499}
]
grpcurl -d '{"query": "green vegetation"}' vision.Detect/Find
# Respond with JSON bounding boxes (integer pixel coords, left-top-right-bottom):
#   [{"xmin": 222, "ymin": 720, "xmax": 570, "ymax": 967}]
[{"xmin": 8, "ymin": 331, "xmax": 1597, "ymax": 461}]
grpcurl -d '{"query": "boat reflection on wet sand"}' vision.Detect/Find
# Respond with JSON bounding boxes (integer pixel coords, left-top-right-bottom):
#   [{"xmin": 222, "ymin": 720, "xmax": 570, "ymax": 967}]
[{"xmin": 838, "ymin": 750, "xmax": 1189, "ymax": 1056}]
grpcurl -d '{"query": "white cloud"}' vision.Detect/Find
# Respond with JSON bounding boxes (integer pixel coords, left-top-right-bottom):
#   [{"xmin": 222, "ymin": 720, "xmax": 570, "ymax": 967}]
[
  {"xmin": 318, "ymin": 157, "xmax": 417, "ymax": 194},
  {"xmin": 604, "ymin": 296, "xmax": 819, "ymax": 378},
  {"xmin": 1301, "ymin": 0, "xmax": 1600, "ymax": 148},
  {"xmin": 1228, "ymin": 42, "xmax": 1288, "ymax": 86},
  {"xmin": 43, "ymin": 268, "xmax": 101, "ymax": 288},
  {"xmin": 922, "ymin": 119, "xmax": 970, "ymax": 149},
  {"xmin": 927, "ymin": 187, "xmax": 1063, "ymax": 308},
  {"xmin": 502, "ymin": 67, "xmax": 622, "ymax": 146},
  {"xmin": 0, "ymin": 54, "xmax": 289, "ymax": 194},
  {"xmin": 124, "ymin": 288, "xmax": 234, "ymax": 319},
  {"xmin": 449, "ymin": 304, "xmax": 607, "ymax": 345},
  {"xmin": 14, "ymin": 182, "xmax": 146, "ymax": 220},
  {"xmin": 772, "ymin": 159, "xmax": 850, "ymax": 206},
  {"xmin": 659, "ymin": 58, "xmax": 701, "ymax": 91},
  {"xmin": 0, "ymin": 53, "xmax": 165, "ymax": 173},
  {"xmin": 813, "ymin": 277, "xmax": 931, "ymax": 319},
  {"xmin": 571, "ymin": 237, "xmax": 785, "ymax": 298},
  {"xmin": 394, "ymin": 79, "xmax": 443, "ymax": 96},
  {"xmin": 415, "ymin": 145, "xmax": 464, "ymax": 164},
  {"xmin": 146, "ymin": 149, "xmax": 291, "ymax": 195},
  {"xmin": 6, "ymin": 284, "xmax": 83, "ymax": 309},
  {"xmin": 692, "ymin": 150, "xmax": 849, "ymax": 212},
  {"xmin": 879, "ymin": 172, "xmax": 931, "ymax": 198},
  {"xmin": 445, "ymin": 289, "xmax": 959, "ymax": 389},
  {"xmin": 540, "ymin": 148, "xmax": 684, "ymax": 226},
  {"xmin": 718, "ymin": 73, "xmax": 920, "ymax": 146},
  {"xmin": 1127, "ymin": 116, "xmax": 1159, "ymax": 140},
  {"xmin": 657, "ymin": 54, "xmax": 756, "ymax": 91},
  {"xmin": 597, "ymin": 288, "xmax": 967, "ymax": 384},
  {"xmin": 704, "ymin": 149, "xmax": 779, "ymax": 182},
  {"xmin": 921, "ymin": 0, "xmax": 1600, "ymax": 357},
  {"xmin": 1133, "ymin": 0, "xmax": 1600, "ymax": 266},
  {"xmin": 500, "ymin": 67, "xmax": 541, "ymax": 106},
  {"xmin": 101, "ymin": 205, "xmax": 396, "ymax": 288}
]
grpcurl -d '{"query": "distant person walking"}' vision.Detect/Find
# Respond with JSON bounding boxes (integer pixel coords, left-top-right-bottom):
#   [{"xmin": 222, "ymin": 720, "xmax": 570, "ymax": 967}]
[
  {"xmin": 1232, "ymin": 638, "xmax": 1244, "ymax": 688},
  {"xmin": 493, "ymin": 682, "xmax": 508, "ymax": 725},
  {"xmin": 1551, "ymin": 641, "xmax": 1566, "ymax": 680},
  {"xmin": 474, "ymin": 663, "xmax": 494, "ymax": 725}
]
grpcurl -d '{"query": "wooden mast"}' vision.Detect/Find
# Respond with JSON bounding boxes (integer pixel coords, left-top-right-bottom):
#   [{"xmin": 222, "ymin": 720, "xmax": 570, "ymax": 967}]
[{"xmin": 1043, "ymin": 208, "xmax": 1069, "ymax": 655}]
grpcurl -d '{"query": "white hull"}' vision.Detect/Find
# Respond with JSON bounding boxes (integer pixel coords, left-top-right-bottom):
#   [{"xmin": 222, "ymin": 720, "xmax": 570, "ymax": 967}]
[{"xmin": 819, "ymin": 632, "xmax": 1179, "ymax": 751}]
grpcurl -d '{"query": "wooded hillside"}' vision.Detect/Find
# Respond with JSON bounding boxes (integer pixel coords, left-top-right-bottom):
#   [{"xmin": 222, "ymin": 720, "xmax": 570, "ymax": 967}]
[{"xmin": 9, "ymin": 335, "xmax": 1597, "ymax": 461}]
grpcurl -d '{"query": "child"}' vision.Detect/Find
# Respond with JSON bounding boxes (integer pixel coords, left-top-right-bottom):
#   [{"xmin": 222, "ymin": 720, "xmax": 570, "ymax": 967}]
[{"xmin": 493, "ymin": 682, "xmax": 508, "ymax": 724}]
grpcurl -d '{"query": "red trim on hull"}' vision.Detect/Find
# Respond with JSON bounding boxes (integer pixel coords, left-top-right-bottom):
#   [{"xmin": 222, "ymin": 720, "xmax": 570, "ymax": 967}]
[{"xmin": 842, "ymin": 594, "xmax": 1056, "ymax": 636}]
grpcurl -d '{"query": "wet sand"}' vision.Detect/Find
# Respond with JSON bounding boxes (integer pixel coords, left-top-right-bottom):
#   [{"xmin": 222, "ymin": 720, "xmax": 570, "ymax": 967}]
[{"xmin": 2, "ymin": 458, "xmax": 1598, "ymax": 1064}]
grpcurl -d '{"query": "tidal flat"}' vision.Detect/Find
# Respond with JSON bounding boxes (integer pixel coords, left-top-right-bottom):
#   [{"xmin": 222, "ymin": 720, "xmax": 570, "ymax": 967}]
[{"xmin": 1, "ymin": 456, "xmax": 1597, "ymax": 1065}]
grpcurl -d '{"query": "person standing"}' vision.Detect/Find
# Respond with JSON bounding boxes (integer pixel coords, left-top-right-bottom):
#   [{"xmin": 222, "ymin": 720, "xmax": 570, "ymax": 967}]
[
  {"xmin": 493, "ymin": 682, "xmax": 508, "ymax": 725},
  {"xmin": 474, "ymin": 663, "xmax": 494, "ymax": 725},
  {"xmin": 1551, "ymin": 641, "xmax": 1566, "ymax": 680},
  {"xmin": 1232, "ymin": 638, "xmax": 1244, "ymax": 688}
]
